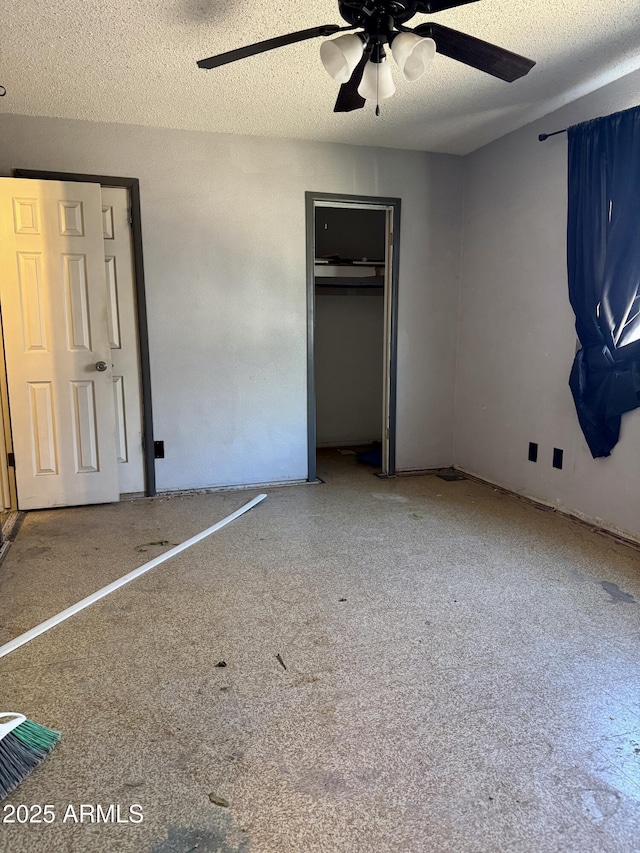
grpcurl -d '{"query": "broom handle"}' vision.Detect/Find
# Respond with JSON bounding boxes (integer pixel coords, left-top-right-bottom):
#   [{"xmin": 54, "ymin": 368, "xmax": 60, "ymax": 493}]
[{"xmin": 0, "ymin": 493, "xmax": 267, "ymax": 661}]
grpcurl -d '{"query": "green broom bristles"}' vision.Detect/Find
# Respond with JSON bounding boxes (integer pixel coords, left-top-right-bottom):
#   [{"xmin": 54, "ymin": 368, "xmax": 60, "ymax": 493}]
[{"xmin": 0, "ymin": 717, "xmax": 60, "ymax": 800}]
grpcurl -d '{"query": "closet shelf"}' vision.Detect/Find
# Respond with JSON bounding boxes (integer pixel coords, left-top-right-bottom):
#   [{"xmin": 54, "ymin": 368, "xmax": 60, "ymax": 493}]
[{"xmin": 315, "ymin": 260, "xmax": 384, "ymax": 290}]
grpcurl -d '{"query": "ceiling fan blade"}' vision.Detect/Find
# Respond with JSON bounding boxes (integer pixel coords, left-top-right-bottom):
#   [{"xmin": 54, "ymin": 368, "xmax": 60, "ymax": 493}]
[
  {"xmin": 415, "ymin": 22, "xmax": 535, "ymax": 82},
  {"xmin": 197, "ymin": 25, "xmax": 342, "ymax": 69},
  {"xmin": 334, "ymin": 51, "xmax": 368, "ymax": 112},
  {"xmin": 415, "ymin": 0, "xmax": 481, "ymax": 12}
]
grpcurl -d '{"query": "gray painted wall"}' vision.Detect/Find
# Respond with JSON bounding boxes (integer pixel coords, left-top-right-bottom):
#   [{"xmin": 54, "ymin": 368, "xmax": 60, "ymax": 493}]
[
  {"xmin": 315, "ymin": 292, "xmax": 384, "ymax": 446},
  {"xmin": 456, "ymin": 67, "xmax": 640, "ymax": 540},
  {"xmin": 0, "ymin": 114, "xmax": 464, "ymax": 491}
]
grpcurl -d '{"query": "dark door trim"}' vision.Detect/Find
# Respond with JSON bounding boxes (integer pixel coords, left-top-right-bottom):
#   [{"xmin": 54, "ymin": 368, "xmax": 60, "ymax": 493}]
[
  {"xmin": 14, "ymin": 168, "xmax": 156, "ymax": 497},
  {"xmin": 306, "ymin": 191, "xmax": 401, "ymax": 482}
]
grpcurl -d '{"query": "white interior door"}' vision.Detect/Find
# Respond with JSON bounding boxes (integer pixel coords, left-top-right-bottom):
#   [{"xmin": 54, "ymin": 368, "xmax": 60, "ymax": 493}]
[
  {"xmin": 0, "ymin": 178, "xmax": 119, "ymax": 509},
  {"xmin": 101, "ymin": 187, "xmax": 145, "ymax": 495}
]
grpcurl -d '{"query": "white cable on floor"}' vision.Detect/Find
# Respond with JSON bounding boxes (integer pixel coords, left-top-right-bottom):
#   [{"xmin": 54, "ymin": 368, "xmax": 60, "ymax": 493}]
[{"xmin": 0, "ymin": 493, "xmax": 267, "ymax": 661}]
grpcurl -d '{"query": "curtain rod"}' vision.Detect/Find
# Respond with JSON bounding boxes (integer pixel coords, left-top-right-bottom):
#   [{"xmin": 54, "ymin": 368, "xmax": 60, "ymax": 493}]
[{"xmin": 538, "ymin": 128, "xmax": 567, "ymax": 141}]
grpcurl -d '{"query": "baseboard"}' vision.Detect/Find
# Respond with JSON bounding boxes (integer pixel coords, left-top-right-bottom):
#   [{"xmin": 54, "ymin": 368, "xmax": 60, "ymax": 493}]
[
  {"xmin": 2, "ymin": 511, "xmax": 24, "ymax": 542},
  {"xmin": 0, "ymin": 511, "xmax": 25, "ymax": 565},
  {"xmin": 456, "ymin": 466, "xmax": 640, "ymax": 553},
  {"xmin": 396, "ymin": 466, "xmax": 457, "ymax": 477},
  {"xmin": 398, "ymin": 463, "xmax": 640, "ymax": 552},
  {"xmin": 157, "ymin": 477, "xmax": 313, "ymax": 498}
]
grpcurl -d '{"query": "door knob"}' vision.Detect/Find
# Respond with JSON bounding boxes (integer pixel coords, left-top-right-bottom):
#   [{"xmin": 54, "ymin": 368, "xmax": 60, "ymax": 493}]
[{"xmin": 95, "ymin": 361, "xmax": 109, "ymax": 372}]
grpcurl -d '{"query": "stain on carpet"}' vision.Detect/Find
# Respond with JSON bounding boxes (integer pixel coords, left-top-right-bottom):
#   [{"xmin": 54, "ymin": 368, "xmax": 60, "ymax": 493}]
[
  {"xmin": 22, "ymin": 546, "xmax": 51, "ymax": 558},
  {"xmin": 600, "ymin": 581, "xmax": 636, "ymax": 604},
  {"xmin": 151, "ymin": 822, "xmax": 249, "ymax": 853}
]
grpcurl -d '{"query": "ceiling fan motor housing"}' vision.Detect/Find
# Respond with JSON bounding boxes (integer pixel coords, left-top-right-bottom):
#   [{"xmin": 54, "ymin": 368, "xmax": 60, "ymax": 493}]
[{"xmin": 338, "ymin": 0, "xmax": 419, "ymax": 35}]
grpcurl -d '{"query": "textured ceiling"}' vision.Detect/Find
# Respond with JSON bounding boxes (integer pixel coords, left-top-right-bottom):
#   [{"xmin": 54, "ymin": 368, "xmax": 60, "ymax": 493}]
[{"xmin": 2, "ymin": 0, "xmax": 640, "ymax": 155}]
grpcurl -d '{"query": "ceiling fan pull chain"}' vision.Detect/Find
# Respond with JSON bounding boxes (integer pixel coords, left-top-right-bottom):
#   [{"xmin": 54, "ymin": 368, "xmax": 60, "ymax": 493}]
[{"xmin": 375, "ymin": 60, "xmax": 381, "ymax": 117}]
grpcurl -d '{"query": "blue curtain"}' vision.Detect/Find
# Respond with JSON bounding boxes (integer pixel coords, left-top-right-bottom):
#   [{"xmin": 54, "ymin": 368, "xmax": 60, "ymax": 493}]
[{"xmin": 567, "ymin": 104, "xmax": 640, "ymax": 457}]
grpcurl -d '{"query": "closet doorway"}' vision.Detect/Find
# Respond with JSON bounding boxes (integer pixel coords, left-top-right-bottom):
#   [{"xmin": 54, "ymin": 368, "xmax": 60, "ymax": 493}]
[{"xmin": 305, "ymin": 192, "xmax": 401, "ymax": 481}]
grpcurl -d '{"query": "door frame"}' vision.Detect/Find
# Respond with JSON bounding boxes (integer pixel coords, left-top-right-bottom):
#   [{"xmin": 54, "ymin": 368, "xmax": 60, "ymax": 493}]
[
  {"xmin": 306, "ymin": 191, "xmax": 401, "ymax": 482},
  {"xmin": 13, "ymin": 168, "xmax": 156, "ymax": 497}
]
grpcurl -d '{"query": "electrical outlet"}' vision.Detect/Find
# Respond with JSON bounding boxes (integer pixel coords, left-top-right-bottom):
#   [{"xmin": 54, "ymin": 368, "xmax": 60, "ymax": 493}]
[
  {"xmin": 553, "ymin": 448, "xmax": 563, "ymax": 469},
  {"xmin": 154, "ymin": 440, "xmax": 165, "ymax": 459},
  {"xmin": 528, "ymin": 442, "xmax": 538, "ymax": 462}
]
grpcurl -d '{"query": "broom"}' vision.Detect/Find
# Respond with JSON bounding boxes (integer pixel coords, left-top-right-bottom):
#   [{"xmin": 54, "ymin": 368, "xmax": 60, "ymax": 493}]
[{"xmin": 0, "ymin": 712, "xmax": 60, "ymax": 800}]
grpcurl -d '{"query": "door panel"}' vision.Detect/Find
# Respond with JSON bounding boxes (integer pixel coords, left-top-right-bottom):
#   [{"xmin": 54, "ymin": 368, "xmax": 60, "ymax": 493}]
[
  {"xmin": 0, "ymin": 178, "xmax": 119, "ymax": 509},
  {"xmin": 100, "ymin": 187, "xmax": 144, "ymax": 495}
]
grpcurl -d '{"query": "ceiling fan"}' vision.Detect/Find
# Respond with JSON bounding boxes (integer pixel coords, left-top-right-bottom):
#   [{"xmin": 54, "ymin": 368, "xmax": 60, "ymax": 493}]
[{"xmin": 197, "ymin": 0, "xmax": 535, "ymax": 114}]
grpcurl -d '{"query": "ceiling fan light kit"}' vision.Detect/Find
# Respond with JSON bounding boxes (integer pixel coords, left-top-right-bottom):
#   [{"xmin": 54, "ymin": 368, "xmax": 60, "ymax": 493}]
[
  {"xmin": 358, "ymin": 54, "xmax": 396, "ymax": 101},
  {"xmin": 320, "ymin": 33, "xmax": 365, "ymax": 83},
  {"xmin": 197, "ymin": 0, "xmax": 536, "ymax": 115},
  {"xmin": 321, "ymin": 31, "xmax": 434, "ymax": 96},
  {"xmin": 391, "ymin": 33, "xmax": 436, "ymax": 81}
]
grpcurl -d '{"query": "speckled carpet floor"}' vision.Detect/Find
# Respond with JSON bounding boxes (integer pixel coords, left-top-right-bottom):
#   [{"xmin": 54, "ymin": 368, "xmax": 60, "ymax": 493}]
[{"xmin": 1, "ymin": 451, "xmax": 639, "ymax": 852}]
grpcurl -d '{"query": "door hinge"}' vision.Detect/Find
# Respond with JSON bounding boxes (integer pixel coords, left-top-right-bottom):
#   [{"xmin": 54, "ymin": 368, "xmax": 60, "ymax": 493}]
[
  {"xmin": 7, "ymin": 452, "xmax": 15, "ymax": 468},
  {"xmin": 128, "ymin": 208, "xmax": 133, "ymax": 226}
]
